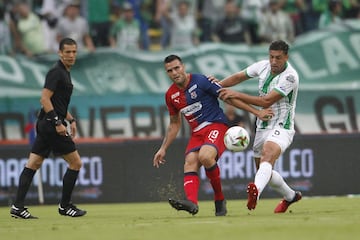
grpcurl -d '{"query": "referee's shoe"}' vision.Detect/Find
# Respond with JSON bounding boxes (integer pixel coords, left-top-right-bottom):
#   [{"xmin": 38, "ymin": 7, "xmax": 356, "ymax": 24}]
[
  {"xmin": 58, "ymin": 203, "xmax": 87, "ymax": 217},
  {"xmin": 10, "ymin": 205, "xmax": 38, "ymax": 219}
]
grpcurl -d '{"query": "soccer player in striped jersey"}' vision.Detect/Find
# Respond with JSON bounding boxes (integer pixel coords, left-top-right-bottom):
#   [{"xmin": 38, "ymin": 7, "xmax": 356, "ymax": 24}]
[
  {"xmin": 217, "ymin": 40, "xmax": 302, "ymax": 213},
  {"xmin": 153, "ymin": 54, "xmax": 271, "ymax": 216}
]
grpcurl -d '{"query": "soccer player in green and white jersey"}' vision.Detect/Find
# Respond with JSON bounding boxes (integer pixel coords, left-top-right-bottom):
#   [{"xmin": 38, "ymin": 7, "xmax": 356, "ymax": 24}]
[{"xmin": 217, "ymin": 40, "xmax": 302, "ymax": 213}]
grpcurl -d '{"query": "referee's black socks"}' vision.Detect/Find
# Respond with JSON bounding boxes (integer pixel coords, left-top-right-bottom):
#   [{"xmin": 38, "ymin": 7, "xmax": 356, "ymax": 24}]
[
  {"xmin": 14, "ymin": 167, "xmax": 36, "ymax": 208},
  {"xmin": 60, "ymin": 168, "xmax": 79, "ymax": 207}
]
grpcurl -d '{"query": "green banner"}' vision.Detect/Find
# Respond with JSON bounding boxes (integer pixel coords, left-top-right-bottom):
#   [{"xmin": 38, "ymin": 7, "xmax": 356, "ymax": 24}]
[
  {"xmin": 0, "ymin": 27, "xmax": 359, "ymax": 139},
  {"xmin": 1, "ymin": 28, "xmax": 360, "ymax": 97}
]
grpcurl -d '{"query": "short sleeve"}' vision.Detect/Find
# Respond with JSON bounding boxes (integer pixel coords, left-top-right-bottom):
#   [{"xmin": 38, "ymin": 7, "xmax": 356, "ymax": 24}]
[
  {"xmin": 44, "ymin": 68, "xmax": 61, "ymax": 91},
  {"xmin": 274, "ymin": 74, "xmax": 298, "ymax": 96},
  {"xmin": 198, "ymin": 75, "xmax": 221, "ymax": 97},
  {"xmin": 245, "ymin": 60, "xmax": 268, "ymax": 78},
  {"xmin": 165, "ymin": 91, "xmax": 178, "ymax": 116}
]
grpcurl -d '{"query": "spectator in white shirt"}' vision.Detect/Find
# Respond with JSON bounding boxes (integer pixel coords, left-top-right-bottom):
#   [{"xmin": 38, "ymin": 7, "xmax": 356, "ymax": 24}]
[
  {"xmin": 258, "ymin": 0, "xmax": 295, "ymax": 44},
  {"xmin": 56, "ymin": 2, "xmax": 95, "ymax": 52}
]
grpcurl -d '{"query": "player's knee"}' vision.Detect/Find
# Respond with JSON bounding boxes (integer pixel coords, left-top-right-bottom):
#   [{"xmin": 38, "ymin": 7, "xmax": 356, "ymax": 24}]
[
  {"xmin": 260, "ymin": 157, "xmax": 275, "ymax": 167},
  {"xmin": 198, "ymin": 154, "xmax": 206, "ymax": 165},
  {"xmin": 69, "ymin": 158, "xmax": 82, "ymax": 170},
  {"xmin": 198, "ymin": 154, "xmax": 214, "ymax": 168},
  {"xmin": 26, "ymin": 154, "xmax": 44, "ymax": 170},
  {"xmin": 261, "ymin": 150, "xmax": 279, "ymax": 165},
  {"xmin": 75, "ymin": 160, "xmax": 83, "ymax": 170},
  {"xmin": 27, "ymin": 161, "xmax": 42, "ymax": 170},
  {"xmin": 184, "ymin": 159, "xmax": 200, "ymax": 172}
]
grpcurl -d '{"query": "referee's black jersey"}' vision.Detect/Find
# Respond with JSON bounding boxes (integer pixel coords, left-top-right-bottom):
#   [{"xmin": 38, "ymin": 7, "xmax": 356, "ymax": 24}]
[{"xmin": 44, "ymin": 60, "xmax": 73, "ymax": 119}]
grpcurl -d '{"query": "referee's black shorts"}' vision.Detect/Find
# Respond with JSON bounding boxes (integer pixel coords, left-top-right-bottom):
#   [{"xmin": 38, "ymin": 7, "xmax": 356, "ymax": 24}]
[{"xmin": 31, "ymin": 119, "xmax": 76, "ymax": 157}]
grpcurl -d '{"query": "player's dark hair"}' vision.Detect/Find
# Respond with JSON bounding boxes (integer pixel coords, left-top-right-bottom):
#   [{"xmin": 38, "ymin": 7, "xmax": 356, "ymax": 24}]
[
  {"xmin": 59, "ymin": 38, "xmax": 77, "ymax": 51},
  {"xmin": 164, "ymin": 55, "xmax": 183, "ymax": 64},
  {"xmin": 269, "ymin": 40, "xmax": 289, "ymax": 55}
]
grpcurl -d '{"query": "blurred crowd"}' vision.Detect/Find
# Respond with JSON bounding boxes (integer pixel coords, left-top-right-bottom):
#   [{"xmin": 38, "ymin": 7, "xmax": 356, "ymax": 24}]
[{"xmin": 0, "ymin": 0, "xmax": 359, "ymax": 57}]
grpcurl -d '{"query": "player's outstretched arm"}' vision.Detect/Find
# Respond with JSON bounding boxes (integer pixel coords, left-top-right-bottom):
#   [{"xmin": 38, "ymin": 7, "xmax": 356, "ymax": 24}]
[
  {"xmin": 225, "ymin": 98, "xmax": 273, "ymax": 121},
  {"xmin": 153, "ymin": 114, "xmax": 181, "ymax": 168},
  {"xmin": 219, "ymin": 88, "xmax": 283, "ymax": 109},
  {"xmin": 207, "ymin": 70, "xmax": 248, "ymax": 87},
  {"xmin": 219, "ymin": 71, "xmax": 248, "ymax": 87}
]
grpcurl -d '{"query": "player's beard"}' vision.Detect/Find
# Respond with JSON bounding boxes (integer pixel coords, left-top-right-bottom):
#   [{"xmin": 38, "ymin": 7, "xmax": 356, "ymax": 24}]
[
  {"xmin": 271, "ymin": 64, "xmax": 284, "ymax": 74},
  {"xmin": 173, "ymin": 74, "xmax": 187, "ymax": 87}
]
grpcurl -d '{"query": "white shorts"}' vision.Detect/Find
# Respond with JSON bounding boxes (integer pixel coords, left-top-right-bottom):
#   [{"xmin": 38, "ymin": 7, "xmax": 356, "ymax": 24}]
[{"xmin": 253, "ymin": 127, "xmax": 295, "ymax": 158}]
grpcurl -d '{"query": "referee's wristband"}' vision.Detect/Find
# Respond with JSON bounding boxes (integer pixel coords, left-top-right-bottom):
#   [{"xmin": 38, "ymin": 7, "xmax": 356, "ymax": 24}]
[
  {"xmin": 46, "ymin": 110, "xmax": 59, "ymax": 126},
  {"xmin": 69, "ymin": 118, "xmax": 76, "ymax": 124},
  {"xmin": 46, "ymin": 110, "xmax": 58, "ymax": 120}
]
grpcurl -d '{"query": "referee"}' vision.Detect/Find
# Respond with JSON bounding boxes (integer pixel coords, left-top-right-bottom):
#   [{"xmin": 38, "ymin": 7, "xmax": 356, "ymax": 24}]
[{"xmin": 10, "ymin": 38, "xmax": 86, "ymax": 219}]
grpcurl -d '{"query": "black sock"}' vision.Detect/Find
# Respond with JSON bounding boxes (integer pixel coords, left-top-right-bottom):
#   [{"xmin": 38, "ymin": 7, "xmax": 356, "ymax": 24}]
[
  {"xmin": 60, "ymin": 168, "xmax": 79, "ymax": 207},
  {"xmin": 14, "ymin": 167, "xmax": 36, "ymax": 208}
]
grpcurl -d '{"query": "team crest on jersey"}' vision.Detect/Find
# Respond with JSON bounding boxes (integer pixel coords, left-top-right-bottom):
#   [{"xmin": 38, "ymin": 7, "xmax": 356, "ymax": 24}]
[
  {"xmin": 171, "ymin": 92, "xmax": 180, "ymax": 99},
  {"xmin": 286, "ymin": 75, "xmax": 295, "ymax": 83},
  {"xmin": 190, "ymin": 91, "xmax": 197, "ymax": 99}
]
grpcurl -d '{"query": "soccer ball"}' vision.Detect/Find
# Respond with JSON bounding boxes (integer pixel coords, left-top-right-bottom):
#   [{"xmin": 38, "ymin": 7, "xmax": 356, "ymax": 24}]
[{"xmin": 224, "ymin": 126, "xmax": 250, "ymax": 152}]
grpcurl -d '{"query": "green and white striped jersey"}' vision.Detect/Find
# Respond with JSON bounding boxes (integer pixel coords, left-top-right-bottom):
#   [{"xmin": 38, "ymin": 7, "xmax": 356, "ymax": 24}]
[{"xmin": 245, "ymin": 60, "xmax": 299, "ymax": 131}]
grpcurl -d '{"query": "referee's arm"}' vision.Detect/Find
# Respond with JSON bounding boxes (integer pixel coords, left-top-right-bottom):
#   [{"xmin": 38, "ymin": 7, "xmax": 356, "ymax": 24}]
[{"xmin": 40, "ymin": 88, "xmax": 55, "ymax": 113}]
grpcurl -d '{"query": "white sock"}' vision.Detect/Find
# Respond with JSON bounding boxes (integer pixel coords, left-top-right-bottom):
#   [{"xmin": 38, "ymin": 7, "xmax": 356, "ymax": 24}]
[
  {"xmin": 269, "ymin": 170, "xmax": 295, "ymax": 201},
  {"xmin": 254, "ymin": 162, "xmax": 273, "ymax": 197}
]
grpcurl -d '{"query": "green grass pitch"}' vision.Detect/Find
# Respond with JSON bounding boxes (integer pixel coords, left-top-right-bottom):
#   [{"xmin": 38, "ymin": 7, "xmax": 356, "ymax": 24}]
[{"xmin": 1, "ymin": 196, "xmax": 359, "ymax": 240}]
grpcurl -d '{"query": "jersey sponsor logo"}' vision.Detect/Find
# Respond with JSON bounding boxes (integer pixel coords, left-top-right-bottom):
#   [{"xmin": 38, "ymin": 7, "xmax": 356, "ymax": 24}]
[
  {"xmin": 181, "ymin": 101, "xmax": 202, "ymax": 116},
  {"xmin": 171, "ymin": 92, "xmax": 180, "ymax": 99},
  {"xmin": 279, "ymin": 85, "xmax": 287, "ymax": 92},
  {"xmin": 188, "ymin": 84, "xmax": 197, "ymax": 93},
  {"xmin": 286, "ymin": 75, "xmax": 295, "ymax": 83}
]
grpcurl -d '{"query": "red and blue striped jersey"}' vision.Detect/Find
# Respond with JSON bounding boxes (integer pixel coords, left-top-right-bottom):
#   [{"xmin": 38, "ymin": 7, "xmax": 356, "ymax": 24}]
[{"xmin": 165, "ymin": 73, "xmax": 228, "ymax": 132}]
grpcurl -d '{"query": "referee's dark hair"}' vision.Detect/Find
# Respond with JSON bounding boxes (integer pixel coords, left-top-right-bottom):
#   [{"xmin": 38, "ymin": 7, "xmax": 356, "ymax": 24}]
[
  {"xmin": 164, "ymin": 54, "xmax": 183, "ymax": 64},
  {"xmin": 59, "ymin": 38, "xmax": 77, "ymax": 51},
  {"xmin": 269, "ymin": 40, "xmax": 289, "ymax": 55}
]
